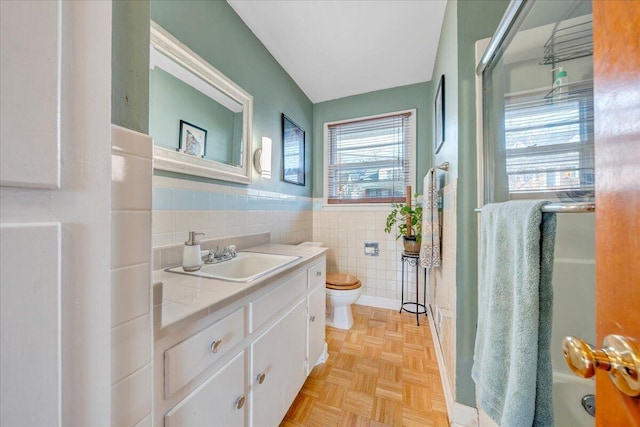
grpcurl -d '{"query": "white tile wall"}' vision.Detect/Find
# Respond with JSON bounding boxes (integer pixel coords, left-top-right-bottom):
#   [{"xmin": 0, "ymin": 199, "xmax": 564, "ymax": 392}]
[
  {"xmin": 112, "ymin": 150, "xmax": 152, "ymax": 210},
  {"xmin": 111, "ymin": 314, "xmax": 152, "ymax": 384},
  {"xmin": 112, "ymin": 264, "xmax": 150, "ymax": 328},
  {"xmin": 112, "ymin": 211, "xmax": 152, "ymax": 268},
  {"xmin": 152, "ymin": 175, "xmax": 313, "ymax": 248},
  {"xmin": 110, "ymin": 125, "xmax": 153, "ymax": 426},
  {"xmin": 312, "ymin": 206, "xmax": 426, "ymax": 304},
  {"xmin": 111, "ymin": 365, "xmax": 153, "ymax": 427}
]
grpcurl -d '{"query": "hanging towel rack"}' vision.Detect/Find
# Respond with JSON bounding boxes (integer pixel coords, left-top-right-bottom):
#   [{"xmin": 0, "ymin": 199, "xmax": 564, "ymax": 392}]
[{"xmin": 475, "ymin": 202, "xmax": 595, "ymax": 213}]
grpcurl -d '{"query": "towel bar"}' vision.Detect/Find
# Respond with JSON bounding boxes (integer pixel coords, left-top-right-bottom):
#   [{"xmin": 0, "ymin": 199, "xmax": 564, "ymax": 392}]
[{"xmin": 474, "ymin": 202, "xmax": 595, "ymax": 213}]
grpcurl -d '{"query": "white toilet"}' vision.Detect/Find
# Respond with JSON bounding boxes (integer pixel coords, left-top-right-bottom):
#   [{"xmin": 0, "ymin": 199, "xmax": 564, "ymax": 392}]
[
  {"xmin": 325, "ymin": 273, "xmax": 362, "ymax": 330},
  {"xmin": 297, "ymin": 242, "xmax": 362, "ymax": 330}
]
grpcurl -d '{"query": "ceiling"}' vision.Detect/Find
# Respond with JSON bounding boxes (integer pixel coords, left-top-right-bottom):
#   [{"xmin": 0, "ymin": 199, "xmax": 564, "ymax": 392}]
[{"xmin": 227, "ymin": 0, "xmax": 447, "ymax": 104}]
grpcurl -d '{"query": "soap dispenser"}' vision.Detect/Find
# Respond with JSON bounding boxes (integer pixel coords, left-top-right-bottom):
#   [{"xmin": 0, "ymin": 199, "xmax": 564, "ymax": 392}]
[{"xmin": 183, "ymin": 231, "xmax": 205, "ymax": 272}]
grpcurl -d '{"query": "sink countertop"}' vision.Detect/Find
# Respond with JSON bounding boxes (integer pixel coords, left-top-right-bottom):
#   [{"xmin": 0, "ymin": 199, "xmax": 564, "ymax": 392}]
[{"xmin": 153, "ymin": 243, "xmax": 327, "ymax": 331}]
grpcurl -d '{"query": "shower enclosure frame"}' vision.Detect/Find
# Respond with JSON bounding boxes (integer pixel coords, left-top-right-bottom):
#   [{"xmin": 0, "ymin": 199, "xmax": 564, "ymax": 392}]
[{"xmin": 473, "ymin": 1, "xmax": 599, "ymax": 426}]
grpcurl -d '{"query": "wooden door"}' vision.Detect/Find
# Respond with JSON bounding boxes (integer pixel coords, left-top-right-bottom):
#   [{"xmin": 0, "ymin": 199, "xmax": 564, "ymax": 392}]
[{"xmin": 593, "ymin": 1, "xmax": 640, "ymax": 424}]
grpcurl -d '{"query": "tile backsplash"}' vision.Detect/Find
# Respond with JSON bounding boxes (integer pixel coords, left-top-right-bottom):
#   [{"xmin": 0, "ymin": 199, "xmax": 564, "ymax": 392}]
[
  {"xmin": 152, "ymin": 176, "xmax": 312, "ymax": 248},
  {"xmin": 153, "ymin": 232, "xmax": 270, "ymax": 271}
]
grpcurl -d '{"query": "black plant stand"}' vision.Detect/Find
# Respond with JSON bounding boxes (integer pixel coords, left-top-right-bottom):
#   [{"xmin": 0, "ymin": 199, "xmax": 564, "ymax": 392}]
[{"xmin": 399, "ymin": 252, "xmax": 428, "ymax": 326}]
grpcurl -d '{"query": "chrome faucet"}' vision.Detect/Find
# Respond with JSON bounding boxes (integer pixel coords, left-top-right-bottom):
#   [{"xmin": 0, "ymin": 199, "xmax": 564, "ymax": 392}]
[
  {"xmin": 220, "ymin": 245, "xmax": 237, "ymax": 259},
  {"xmin": 202, "ymin": 245, "xmax": 237, "ymax": 264},
  {"xmin": 202, "ymin": 246, "xmax": 218, "ymax": 264}
]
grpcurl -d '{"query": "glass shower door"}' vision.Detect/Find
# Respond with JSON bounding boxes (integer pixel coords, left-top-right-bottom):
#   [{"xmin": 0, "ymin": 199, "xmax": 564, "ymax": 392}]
[{"xmin": 481, "ymin": 0, "xmax": 594, "ymax": 205}]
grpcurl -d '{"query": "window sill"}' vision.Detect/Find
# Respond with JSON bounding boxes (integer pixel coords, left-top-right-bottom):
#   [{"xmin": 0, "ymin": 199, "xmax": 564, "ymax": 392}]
[{"xmin": 320, "ymin": 202, "xmax": 393, "ymax": 211}]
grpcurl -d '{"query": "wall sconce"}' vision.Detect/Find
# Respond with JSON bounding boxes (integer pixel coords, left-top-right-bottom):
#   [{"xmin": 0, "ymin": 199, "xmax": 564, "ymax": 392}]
[{"xmin": 253, "ymin": 137, "xmax": 272, "ymax": 179}]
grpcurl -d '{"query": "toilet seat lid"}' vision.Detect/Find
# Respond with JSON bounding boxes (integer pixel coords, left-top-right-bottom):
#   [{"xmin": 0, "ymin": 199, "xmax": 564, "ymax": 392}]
[{"xmin": 326, "ymin": 273, "xmax": 361, "ymax": 290}]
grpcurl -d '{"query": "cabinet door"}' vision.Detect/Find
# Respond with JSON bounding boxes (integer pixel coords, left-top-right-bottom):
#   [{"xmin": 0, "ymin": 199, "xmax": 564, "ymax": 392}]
[
  {"xmin": 251, "ymin": 299, "xmax": 306, "ymax": 427},
  {"xmin": 165, "ymin": 351, "xmax": 246, "ymax": 427},
  {"xmin": 307, "ymin": 284, "xmax": 326, "ymax": 374}
]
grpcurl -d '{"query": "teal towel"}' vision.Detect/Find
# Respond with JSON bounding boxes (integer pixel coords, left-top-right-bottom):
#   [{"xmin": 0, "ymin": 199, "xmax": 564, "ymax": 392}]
[{"xmin": 472, "ymin": 200, "xmax": 557, "ymax": 427}]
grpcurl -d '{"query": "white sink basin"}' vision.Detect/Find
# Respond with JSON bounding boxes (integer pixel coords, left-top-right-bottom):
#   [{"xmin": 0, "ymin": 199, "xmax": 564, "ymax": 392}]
[{"xmin": 166, "ymin": 252, "xmax": 300, "ymax": 282}]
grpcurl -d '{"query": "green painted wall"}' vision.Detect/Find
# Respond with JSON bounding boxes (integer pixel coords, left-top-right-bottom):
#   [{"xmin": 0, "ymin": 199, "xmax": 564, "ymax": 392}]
[
  {"xmin": 112, "ymin": 0, "xmax": 150, "ymax": 133},
  {"xmin": 312, "ymin": 82, "xmax": 431, "ymax": 197},
  {"xmin": 428, "ymin": 0, "xmax": 509, "ymax": 407},
  {"xmin": 431, "ymin": 1, "xmax": 459, "ymax": 181},
  {"xmin": 151, "ymin": 0, "xmax": 313, "ymax": 197},
  {"xmin": 455, "ymin": 0, "xmax": 510, "ymax": 407},
  {"xmin": 149, "ymin": 67, "xmax": 239, "ymax": 165}
]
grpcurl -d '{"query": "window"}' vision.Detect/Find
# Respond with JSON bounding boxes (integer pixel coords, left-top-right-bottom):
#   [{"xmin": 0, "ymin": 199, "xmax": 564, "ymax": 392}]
[
  {"xmin": 325, "ymin": 110, "xmax": 415, "ymax": 204},
  {"xmin": 503, "ymin": 85, "xmax": 594, "ymax": 200}
]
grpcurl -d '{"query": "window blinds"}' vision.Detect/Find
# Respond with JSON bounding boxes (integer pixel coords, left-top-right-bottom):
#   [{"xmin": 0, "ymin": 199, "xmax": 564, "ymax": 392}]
[
  {"xmin": 327, "ymin": 112, "xmax": 414, "ymax": 204},
  {"xmin": 504, "ymin": 82, "xmax": 594, "ymax": 200}
]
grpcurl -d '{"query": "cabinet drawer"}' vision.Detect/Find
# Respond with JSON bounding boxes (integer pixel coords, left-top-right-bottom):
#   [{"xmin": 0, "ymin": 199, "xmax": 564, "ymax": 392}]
[
  {"xmin": 307, "ymin": 258, "xmax": 326, "ymax": 288},
  {"xmin": 250, "ymin": 270, "xmax": 306, "ymax": 333},
  {"xmin": 165, "ymin": 308, "xmax": 244, "ymax": 398},
  {"xmin": 165, "ymin": 351, "xmax": 245, "ymax": 427}
]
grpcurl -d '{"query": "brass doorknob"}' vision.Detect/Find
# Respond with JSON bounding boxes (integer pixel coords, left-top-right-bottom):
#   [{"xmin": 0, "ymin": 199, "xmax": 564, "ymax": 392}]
[{"xmin": 562, "ymin": 335, "xmax": 640, "ymax": 397}]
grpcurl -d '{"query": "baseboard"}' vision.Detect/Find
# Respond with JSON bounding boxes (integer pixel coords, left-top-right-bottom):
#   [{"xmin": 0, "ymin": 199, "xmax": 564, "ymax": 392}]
[
  {"xmin": 315, "ymin": 342, "xmax": 329, "ymax": 366},
  {"xmin": 450, "ymin": 402, "xmax": 479, "ymax": 427},
  {"xmin": 426, "ymin": 305, "xmax": 478, "ymax": 427},
  {"xmin": 355, "ymin": 295, "xmax": 401, "ymax": 311}
]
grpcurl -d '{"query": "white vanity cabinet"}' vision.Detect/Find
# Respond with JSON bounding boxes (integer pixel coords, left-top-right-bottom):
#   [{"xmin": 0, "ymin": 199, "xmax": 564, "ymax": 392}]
[{"xmin": 155, "ymin": 254, "xmax": 326, "ymax": 427}]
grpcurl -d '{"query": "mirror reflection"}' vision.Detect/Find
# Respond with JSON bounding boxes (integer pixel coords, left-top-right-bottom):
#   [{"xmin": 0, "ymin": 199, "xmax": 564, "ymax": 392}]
[{"xmin": 149, "ymin": 21, "xmax": 253, "ymax": 184}]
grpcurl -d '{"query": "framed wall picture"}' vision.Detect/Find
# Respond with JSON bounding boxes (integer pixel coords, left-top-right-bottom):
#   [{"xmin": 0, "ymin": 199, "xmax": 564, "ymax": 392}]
[
  {"xmin": 434, "ymin": 74, "xmax": 445, "ymax": 154},
  {"xmin": 282, "ymin": 114, "xmax": 305, "ymax": 186},
  {"xmin": 178, "ymin": 120, "xmax": 207, "ymax": 157}
]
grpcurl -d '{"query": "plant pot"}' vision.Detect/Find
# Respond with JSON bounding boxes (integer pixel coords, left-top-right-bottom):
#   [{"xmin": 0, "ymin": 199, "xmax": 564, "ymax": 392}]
[{"xmin": 403, "ymin": 236, "xmax": 420, "ymax": 255}]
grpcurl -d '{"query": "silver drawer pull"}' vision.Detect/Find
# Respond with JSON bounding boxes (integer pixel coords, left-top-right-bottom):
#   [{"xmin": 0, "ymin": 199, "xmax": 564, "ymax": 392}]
[
  {"xmin": 310, "ymin": 315, "xmax": 316, "ymax": 322},
  {"xmin": 235, "ymin": 395, "xmax": 245, "ymax": 410},
  {"xmin": 210, "ymin": 340, "xmax": 222, "ymax": 353},
  {"xmin": 316, "ymin": 271, "xmax": 321, "ymax": 277},
  {"xmin": 257, "ymin": 372, "xmax": 266, "ymax": 384}
]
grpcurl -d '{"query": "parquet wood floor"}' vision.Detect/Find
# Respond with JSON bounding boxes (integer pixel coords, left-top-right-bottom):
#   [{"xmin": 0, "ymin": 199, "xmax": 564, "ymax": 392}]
[{"xmin": 281, "ymin": 305, "xmax": 449, "ymax": 427}]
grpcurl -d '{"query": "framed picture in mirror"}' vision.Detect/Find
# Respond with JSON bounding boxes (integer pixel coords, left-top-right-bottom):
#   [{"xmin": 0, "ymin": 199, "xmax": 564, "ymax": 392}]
[
  {"xmin": 282, "ymin": 114, "xmax": 305, "ymax": 186},
  {"xmin": 178, "ymin": 120, "xmax": 207, "ymax": 158}
]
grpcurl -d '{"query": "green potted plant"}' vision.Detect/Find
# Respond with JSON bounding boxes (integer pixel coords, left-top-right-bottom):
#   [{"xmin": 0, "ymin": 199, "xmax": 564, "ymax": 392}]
[{"xmin": 384, "ymin": 195, "xmax": 422, "ymax": 254}]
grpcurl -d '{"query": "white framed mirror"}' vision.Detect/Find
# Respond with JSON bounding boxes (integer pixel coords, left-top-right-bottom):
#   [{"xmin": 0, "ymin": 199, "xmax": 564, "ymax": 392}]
[{"xmin": 150, "ymin": 21, "xmax": 253, "ymax": 184}]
